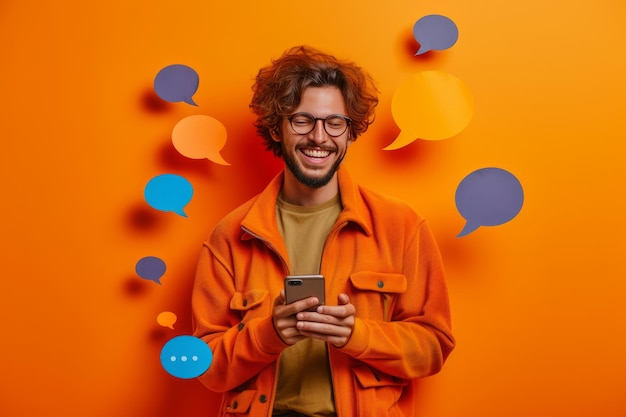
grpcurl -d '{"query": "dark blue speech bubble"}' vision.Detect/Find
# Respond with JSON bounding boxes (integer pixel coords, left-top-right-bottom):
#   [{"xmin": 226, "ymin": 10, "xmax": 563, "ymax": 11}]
[
  {"xmin": 135, "ymin": 256, "xmax": 166, "ymax": 285},
  {"xmin": 160, "ymin": 335, "xmax": 213, "ymax": 379},
  {"xmin": 413, "ymin": 14, "xmax": 459, "ymax": 55},
  {"xmin": 455, "ymin": 167, "xmax": 524, "ymax": 237},
  {"xmin": 144, "ymin": 173, "xmax": 194, "ymax": 217},
  {"xmin": 154, "ymin": 64, "xmax": 199, "ymax": 106}
]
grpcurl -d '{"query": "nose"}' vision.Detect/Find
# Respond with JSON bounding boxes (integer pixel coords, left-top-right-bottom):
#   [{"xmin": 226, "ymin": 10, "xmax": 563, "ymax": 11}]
[{"xmin": 308, "ymin": 119, "xmax": 328, "ymax": 144}]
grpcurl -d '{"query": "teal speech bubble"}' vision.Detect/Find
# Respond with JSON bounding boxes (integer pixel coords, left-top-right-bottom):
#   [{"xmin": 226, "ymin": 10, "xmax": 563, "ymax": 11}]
[{"xmin": 144, "ymin": 174, "xmax": 194, "ymax": 217}]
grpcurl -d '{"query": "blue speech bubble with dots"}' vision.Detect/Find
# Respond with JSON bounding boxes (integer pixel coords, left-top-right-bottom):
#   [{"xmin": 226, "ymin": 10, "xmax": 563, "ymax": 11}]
[{"xmin": 160, "ymin": 335, "xmax": 213, "ymax": 379}]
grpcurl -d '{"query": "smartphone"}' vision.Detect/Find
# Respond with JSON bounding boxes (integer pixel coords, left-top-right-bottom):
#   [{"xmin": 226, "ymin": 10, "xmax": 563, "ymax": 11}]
[{"xmin": 284, "ymin": 274, "xmax": 325, "ymax": 312}]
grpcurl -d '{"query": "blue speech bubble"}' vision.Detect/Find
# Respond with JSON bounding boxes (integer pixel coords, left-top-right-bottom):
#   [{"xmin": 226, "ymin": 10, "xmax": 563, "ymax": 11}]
[
  {"xmin": 154, "ymin": 64, "xmax": 199, "ymax": 106},
  {"xmin": 135, "ymin": 256, "xmax": 166, "ymax": 284},
  {"xmin": 160, "ymin": 335, "xmax": 213, "ymax": 379},
  {"xmin": 144, "ymin": 173, "xmax": 193, "ymax": 217},
  {"xmin": 455, "ymin": 167, "xmax": 524, "ymax": 237},
  {"xmin": 413, "ymin": 14, "xmax": 459, "ymax": 55}
]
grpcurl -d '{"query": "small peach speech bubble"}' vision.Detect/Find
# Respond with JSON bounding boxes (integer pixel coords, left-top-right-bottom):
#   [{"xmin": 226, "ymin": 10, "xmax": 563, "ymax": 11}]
[
  {"xmin": 385, "ymin": 70, "xmax": 473, "ymax": 150},
  {"xmin": 157, "ymin": 311, "xmax": 177, "ymax": 330},
  {"xmin": 172, "ymin": 115, "xmax": 230, "ymax": 165}
]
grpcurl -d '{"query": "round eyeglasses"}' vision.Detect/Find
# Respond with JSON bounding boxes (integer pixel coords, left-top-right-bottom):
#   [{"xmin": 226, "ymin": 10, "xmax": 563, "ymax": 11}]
[{"xmin": 287, "ymin": 112, "xmax": 352, "ymax": 137}]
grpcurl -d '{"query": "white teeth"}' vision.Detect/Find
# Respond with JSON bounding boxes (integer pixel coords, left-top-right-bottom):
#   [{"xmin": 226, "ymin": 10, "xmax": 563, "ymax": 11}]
[{"xmin": 302, "ymin": 149, "xmax": 330, "ymax": 158}]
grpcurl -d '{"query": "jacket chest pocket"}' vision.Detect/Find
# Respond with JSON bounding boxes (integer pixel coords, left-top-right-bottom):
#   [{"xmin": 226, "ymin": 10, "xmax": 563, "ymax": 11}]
[
  {"xmin": 349, "ymin": 272, "xmax": 407, "ymax": 321},
  {"xmin": 230, "ymin": 289, "xmax": 270, "ymax": 322}
]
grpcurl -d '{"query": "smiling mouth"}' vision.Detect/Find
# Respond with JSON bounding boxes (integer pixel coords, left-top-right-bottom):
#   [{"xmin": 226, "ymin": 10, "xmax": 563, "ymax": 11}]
[{"xmin": 300, "ymin": 148, "xmax": 332, "ymax": 159}]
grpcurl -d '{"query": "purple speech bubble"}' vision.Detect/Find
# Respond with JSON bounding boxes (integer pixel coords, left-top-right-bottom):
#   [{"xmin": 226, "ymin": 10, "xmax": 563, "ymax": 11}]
[
  {"xmin": 413, "ymin": 14, "xmax": 459, "ymax": 55},
  {"xmin": 154, "ymin": 64, "xmax": 199, "ymax": 106},
  {"xmin": 455, "ymin": 167, "xmax": 524, "ymax": 237},
  {"xmin": 135, "ymin": 256, "xmax": 167, "ymax": 284}
]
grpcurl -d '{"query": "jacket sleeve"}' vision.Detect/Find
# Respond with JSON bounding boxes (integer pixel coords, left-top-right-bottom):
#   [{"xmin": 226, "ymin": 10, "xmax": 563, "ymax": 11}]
[
  {"xmin": 337, "ymin": 219, "xmax": 455, "ymax": 379},
  {"xmin": 191, "ymin": 231, "xmax": 287, "ymax": 392}
]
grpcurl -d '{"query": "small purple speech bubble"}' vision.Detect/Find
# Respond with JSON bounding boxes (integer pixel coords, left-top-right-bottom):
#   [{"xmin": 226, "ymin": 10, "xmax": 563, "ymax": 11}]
[
  {"xmin": 455, "ymin": 167, "xmax": 524, "ymax": 237},
  {"xmin": 154, "ymin": 64, "xmax": 199, "ymax": 106},
  {"xmin": 413, "ymin": 14, "xmax": 459, "ymax": 55},
  {"xmin": 135, "ymin": 256, "xmax": 167, "ymax": 284}
]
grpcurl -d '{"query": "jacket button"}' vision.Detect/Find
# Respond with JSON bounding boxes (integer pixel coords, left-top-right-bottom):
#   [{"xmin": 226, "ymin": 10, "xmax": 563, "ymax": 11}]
[
  {"xmin": 238, "ymin": 322, "xmax": 245, "ymax": 331},
  {"xmin": 377, "ymin": 280, "xmax": 384, "ymax": 288},
  {"xmin": 259, "ymin": 394, "xmax": 267, "ymax": 403},
  {"xmin": 243, "ymin": 299, "xmax": 248, "ymax": 306},
  {"xmin": 232, "ymin": 401, "xmax": 238, "ymax": 409}
]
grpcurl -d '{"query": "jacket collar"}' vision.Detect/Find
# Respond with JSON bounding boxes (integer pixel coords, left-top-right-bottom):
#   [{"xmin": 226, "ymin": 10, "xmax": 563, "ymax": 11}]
[
  {"xmin": 335, "ymin": 168, "xmax": 372, "ymax": 237},
  {"xmin": 240, "ymin": 167, "xmax": 372, "ymax": 246}
]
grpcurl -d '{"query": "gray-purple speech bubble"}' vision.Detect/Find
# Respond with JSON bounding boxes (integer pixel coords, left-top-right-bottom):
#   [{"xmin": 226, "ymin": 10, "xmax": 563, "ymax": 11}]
[
  {"xmin": 135, "ymin": 256, "xmax": 167, "ymax": 284},
  {"xmin": 455, "ymin": 167, "xmax": 524, "ymax": 237},
  {"xmin": 413, "ymin": 14, "xmax": 459, "ymax": 55},
  {"xmin": 154, "ymin": 64, "xmax": 199, "ymax": 106}
]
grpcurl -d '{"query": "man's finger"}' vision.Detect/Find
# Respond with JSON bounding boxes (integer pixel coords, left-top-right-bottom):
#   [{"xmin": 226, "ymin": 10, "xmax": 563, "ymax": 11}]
[
  {"xmin": 338, "ymin": 293, "xmax": 350, "ymax": 305},
  {"xmin": 274, "ymin": 290, "xmax": 286, "ymax": 306}
]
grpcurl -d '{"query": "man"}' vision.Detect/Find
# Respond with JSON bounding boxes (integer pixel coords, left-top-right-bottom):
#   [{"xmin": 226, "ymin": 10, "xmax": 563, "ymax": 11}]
[{"xmin": 192, "ymin": 45, "xmax": 455, "ymax": 417}]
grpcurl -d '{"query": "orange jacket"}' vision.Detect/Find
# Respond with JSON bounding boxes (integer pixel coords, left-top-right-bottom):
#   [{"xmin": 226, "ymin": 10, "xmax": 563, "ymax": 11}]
[{"xmin": 192, "ymin": 169, "xmax": 455, "ymax": 416}]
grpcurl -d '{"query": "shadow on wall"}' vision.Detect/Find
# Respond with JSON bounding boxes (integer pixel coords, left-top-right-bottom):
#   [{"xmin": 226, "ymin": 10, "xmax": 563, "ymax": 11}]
[
  {"xmin": 124, "ymin": 201, "xmax": 168, "ymax": 236},
  {"xmin": 141, "ymin": 89, "xmax": 174, "ymax": 114}
]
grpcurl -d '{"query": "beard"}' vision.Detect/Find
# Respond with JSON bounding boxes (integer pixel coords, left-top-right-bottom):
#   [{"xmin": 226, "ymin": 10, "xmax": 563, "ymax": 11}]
[{"xmin": 281, "ymin": 143, "xmax": 346, "ymax": 189}]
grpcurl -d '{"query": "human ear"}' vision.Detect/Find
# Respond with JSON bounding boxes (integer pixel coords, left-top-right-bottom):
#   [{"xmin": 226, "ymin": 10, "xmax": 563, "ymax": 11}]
[{"xmin": 270, "ymin": 129, "xmax": 281, "ymax": 142}]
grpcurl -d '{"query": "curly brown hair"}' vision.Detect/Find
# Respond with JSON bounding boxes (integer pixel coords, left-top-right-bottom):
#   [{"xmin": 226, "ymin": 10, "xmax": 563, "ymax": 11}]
[{"xmin": 249, "ymin": 45, "xmax": 379, "ymax": 157}]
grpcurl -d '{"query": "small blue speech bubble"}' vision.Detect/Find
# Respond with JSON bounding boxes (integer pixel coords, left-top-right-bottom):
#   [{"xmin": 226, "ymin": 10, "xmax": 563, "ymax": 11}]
[
  {"xmin": 413, "ymin": 14, "xmax": 459, "ymax": 55},
  {"xmin": 154, "ymin": 64, "xmax": 199, "ymax": 106},
  {"xmin": 455, "ymin": 167, "xmax": 524, "ymax": 237},
  {"xmin": 160, "ymin": 335, "xmax": 213, "ymax": 379},
  {"xmin": 135, "ymin": 256, "xmax": 166, "ymax": 284},
  {"xmin": 144, "ymin": 173, "xmax": 194, "ymax": 217}
]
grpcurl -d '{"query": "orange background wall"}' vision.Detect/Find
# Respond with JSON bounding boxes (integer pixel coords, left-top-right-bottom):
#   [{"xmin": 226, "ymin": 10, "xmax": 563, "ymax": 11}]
[{"xmin": 1, "ymin": 1, "xmax": 625, "ymax": 416}]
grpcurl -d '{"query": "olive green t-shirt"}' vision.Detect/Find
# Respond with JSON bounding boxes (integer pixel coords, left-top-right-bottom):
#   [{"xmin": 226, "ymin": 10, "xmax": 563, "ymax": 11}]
[{"xmin": 272, "ymin": 193, "xmax": 342, "ymax": 417}]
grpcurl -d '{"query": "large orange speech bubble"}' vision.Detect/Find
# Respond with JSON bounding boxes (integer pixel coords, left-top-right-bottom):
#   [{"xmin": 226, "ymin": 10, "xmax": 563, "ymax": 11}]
[{"xmin": 385, "ymin": 70, "xmax": 474, "ymax": 150}]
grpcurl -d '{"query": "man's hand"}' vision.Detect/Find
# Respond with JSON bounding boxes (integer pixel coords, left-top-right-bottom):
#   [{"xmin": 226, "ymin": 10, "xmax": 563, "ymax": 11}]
[
  {"xmin": 272, "ymin": 290, "xmax": 320, "ymax": 345},
  {"xmin": 295, "ymin": 293, "xmax": 355, "ymax": 348}
]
